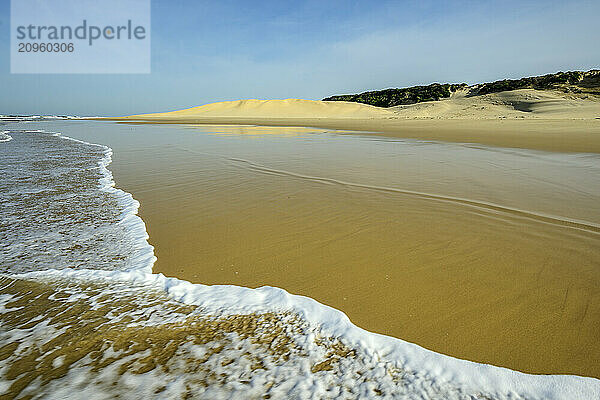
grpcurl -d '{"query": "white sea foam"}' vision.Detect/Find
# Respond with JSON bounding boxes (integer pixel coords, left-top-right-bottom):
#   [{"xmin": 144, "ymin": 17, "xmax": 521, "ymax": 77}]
[
  {"xmin": 56, "ymin": 132, "xmax": 156, "ymax": 273},
  {"xmin": 13, "ymin": 266, "xmax": 600, "ymax": 400},
  {"xmin": 0, "ymin": 115, "xmax": 81, "ymax": 122},
  {"xmin": 0, "ymin": 131, "xmax": 12, "ymax": 142},
  {"xmin": 1, "ymin": 127, "xmax": 599, "ymax": 399}
]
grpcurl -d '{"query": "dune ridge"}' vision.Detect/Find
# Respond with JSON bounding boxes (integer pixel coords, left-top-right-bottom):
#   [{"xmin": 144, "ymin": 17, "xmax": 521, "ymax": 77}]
[{"xmin": 125, "ymin": 98, "xmax": 394, "ymax": 119}]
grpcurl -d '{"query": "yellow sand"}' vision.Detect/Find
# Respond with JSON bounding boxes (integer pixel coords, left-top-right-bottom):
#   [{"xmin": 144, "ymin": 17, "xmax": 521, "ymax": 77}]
[{"xmin": 127, "ymin": 98, "xmax": 395, "ymax": 119}]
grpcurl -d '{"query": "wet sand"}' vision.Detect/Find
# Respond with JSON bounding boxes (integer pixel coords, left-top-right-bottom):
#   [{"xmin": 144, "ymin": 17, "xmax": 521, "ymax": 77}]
[{"xmin": 50, "ymin": 121, "xmax": 600, "ymax": 378}]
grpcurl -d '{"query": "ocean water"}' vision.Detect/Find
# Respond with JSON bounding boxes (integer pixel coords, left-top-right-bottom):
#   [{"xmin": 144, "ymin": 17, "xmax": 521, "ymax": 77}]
[
  {"xmin": 0, "ymin": 129, "xmax": 153, "ymax": 275},
  {"xmin": 0, "ymin": 120, "xmax": 599, "ymax": 399}
]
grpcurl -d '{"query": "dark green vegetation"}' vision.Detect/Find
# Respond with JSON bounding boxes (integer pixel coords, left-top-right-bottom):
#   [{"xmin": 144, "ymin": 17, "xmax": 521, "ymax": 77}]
[
  {"xmin": 323, "ymin": 70, "xmax": 600, "ymax": 108},
  {"xmin": 475, "ymin": 70, "xmax": 600, "ymax": 95},
  {"xmin": 323, "ymin": 83, "xmax": 468, "ymax": 108}
]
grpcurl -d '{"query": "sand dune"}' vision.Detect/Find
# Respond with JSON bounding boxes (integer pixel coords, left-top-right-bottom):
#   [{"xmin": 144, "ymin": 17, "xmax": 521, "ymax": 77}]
[
  {"xmin": 110, "ymin": 90, "xmax": 600, "ymax": 153},
  {"xmin": 125, "ymin": 98, "xmax": 394, "ymax": 119},
  {"xmin": 121, "ymin": 89, "xmax": 599, "ymax": 121},
  {"xmin": 390, "ymin": 88, "xmax": 600, "ymax": 119}
]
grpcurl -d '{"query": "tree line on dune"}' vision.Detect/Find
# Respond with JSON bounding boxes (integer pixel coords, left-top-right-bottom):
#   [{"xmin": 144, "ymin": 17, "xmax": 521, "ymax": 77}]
[{"xmin": 323, "ymin": 70, "xmax": 600, "ymax": 108}]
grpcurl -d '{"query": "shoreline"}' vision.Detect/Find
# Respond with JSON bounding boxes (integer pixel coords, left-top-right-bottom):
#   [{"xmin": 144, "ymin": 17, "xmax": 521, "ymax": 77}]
[{"xmin": 3, "ymin": 123, "xmax": 599, "ymax": 399}]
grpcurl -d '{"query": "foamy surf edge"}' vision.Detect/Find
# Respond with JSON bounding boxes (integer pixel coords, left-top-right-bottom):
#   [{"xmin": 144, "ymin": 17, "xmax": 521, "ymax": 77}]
[
  {"xmin": 57, "ymin": 132, "xmax": 157, "ymax": 273},
  {"xmin": 0, "ymin": 131, "xmax": 12, "ymax": 142},
  {"xmin": 6, "ymin": 129, "xmax": 599, "ymax": 399},
  {"xmin": 13, "ymin": 267, "xmax": 600, "ymax": 400}
]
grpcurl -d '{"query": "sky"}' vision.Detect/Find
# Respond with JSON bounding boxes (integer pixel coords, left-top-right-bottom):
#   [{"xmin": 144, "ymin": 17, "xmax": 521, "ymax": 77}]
[{"xmin": 0, "ymin": 0, "xmax": 598, "ymax": 116}]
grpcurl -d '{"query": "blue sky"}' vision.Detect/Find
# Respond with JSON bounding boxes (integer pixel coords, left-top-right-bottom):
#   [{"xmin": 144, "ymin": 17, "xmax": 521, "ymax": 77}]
[{"xmin": 0, "ymin": 0, "xmax": 598, "ymax": 116}]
